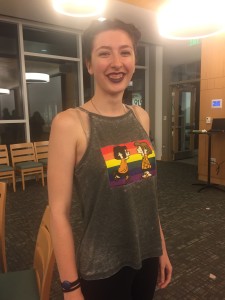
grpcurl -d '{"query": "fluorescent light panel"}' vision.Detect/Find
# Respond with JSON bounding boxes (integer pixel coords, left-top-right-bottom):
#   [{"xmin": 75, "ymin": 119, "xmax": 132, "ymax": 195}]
[
  {"xmin": 26, "ymin": 73, "xmax": 50, "ymax": 83},
  {"xmin": 0, "ymin": 88, "xmax": 10, "ymax": 94}
]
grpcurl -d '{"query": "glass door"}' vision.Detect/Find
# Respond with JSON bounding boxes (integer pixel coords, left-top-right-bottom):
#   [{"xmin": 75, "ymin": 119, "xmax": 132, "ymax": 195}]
[{"xmin": 171, "ymin": 85, "xmax": 196, "ymax": 160}]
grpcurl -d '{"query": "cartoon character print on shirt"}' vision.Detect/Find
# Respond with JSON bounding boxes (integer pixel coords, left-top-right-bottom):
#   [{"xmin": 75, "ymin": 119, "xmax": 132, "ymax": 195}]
[
  {"xmin": 100, "ymin": 139, "xmax": 156, "ymax": 188},
  {"xmin": 113, "ymin": 145, "xmax": 130, "ymax": 181},
  {"xmin": 134, "ymin": 141, "xmax": 152, "ymax": 179}
]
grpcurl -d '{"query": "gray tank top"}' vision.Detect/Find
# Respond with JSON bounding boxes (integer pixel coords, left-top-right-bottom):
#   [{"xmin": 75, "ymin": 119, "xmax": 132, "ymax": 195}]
[{"xmin": 74, "ymin": 107, "xmax": 162, "ymax": 280}]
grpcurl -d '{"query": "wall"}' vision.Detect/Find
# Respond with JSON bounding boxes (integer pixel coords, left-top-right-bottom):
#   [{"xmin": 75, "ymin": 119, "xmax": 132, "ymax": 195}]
[{"xmin": 199, "ymin": 34, "xmax": 225, "ymax": 185}]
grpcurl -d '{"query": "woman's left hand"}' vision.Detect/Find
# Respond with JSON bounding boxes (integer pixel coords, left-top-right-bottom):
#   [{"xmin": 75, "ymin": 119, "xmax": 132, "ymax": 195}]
[{"xmin": 157, "ymin": 251, "xmax": 172, "ymax": 289}]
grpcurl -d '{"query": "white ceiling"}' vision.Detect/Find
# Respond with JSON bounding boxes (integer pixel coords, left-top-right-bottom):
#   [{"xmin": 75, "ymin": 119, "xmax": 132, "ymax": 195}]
[{"xmin": 0, "ymin": 0, "xmax": 201, "ymax": 65}]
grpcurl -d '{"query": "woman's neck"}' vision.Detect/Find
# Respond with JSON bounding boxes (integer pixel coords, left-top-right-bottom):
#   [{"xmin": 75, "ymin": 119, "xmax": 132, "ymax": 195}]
[
  {"xmin": 90, "ymin": 98, "xmax": 126, "ymax": 116},
  {"xmin": 89, "ymin": 91, "xmax": 127, "ymax": 116}
]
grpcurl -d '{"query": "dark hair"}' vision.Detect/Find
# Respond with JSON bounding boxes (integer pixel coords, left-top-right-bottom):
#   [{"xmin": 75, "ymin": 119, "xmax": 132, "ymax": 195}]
[
  {"xmin": 82, "ymin": 19, "xmax": 141, "ymax": 62},
  {"xmin": 113, "ymin": 145, "xmax": 128, "ymax": 160}
]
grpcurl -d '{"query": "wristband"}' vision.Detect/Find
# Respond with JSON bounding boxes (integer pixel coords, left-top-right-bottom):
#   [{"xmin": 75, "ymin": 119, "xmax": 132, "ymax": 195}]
[{"xmin": 61, "ymin": 278, "xmax": 81, "ymax": 293}]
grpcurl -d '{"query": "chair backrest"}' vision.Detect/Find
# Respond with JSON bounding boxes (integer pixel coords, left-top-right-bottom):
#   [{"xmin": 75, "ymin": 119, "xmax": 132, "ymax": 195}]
[
  {"xmin": 10, "ymin": 143, "xmax": 36, "ymax": 167},
  {"xmin": 33, "ymin": 206, "xmax": 55, "ymax": 300},
  {"xmin": 0, "ymin": 182, "xmax": 7, "ymax": 273},
  {"xmin": 34, "ymin": 141, "xmax": 49, "ymax": 162},
  {"xmin": 0, "ymin": 145, "xmax": 10, "ymax": 167}
]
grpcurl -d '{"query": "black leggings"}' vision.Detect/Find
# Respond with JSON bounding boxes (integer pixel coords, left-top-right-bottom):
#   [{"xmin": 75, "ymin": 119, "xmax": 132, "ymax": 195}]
[{"xmin": 80, "ymin": 257, "xmax": 159, "ymax": 300}]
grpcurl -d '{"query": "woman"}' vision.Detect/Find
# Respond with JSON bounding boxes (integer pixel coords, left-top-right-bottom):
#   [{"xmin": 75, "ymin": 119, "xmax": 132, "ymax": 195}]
[{"xmin": 48, "ymin": 19, "xmax": 172, "ymax": 300}]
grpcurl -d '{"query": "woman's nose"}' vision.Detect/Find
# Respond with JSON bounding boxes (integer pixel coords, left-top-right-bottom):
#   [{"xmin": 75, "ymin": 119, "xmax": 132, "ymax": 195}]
[{"xmin": 111, "ymin": 54, "xmax": 122, "ymax": 68}]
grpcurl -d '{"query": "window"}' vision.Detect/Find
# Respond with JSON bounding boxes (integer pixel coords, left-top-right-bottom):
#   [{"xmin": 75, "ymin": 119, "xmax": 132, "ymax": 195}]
[
  {"xmin": 0, "ymin": 21, "xmax": 25, "ymax": 145},
  {"xmin": 25, "ymin": 57, "xmax": 79, "ymax": 141},
  {"xmin": 23, "ymin": 27, "xmax": 78, "ymax": 57},
  {"xmin": 0, "ymin": 21, "xmax": 24, "ymax": 121},
  {"xmin": 23, "ymin": 25, "xmax": 81, "ymax": 141}
]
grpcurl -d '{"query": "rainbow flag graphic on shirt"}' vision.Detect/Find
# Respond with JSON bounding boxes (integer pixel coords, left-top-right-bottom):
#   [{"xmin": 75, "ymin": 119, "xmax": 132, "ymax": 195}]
[{"xmin": 100, "ymin": 139, "xmax": 156, "ymax": 188}]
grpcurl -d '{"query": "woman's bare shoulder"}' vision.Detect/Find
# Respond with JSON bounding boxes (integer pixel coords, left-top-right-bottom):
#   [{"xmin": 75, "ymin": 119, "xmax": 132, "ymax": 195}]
[
  {"xmin": 51, "ymin": 108, "xmax": 80, "ymax": 129},
  {"xmin": 129, "ymin": 105, "xmax": 150, "ymax": 133},
  {"xmin": 129, "ymin": 105, "xmax": 149, "ymax": 119}
]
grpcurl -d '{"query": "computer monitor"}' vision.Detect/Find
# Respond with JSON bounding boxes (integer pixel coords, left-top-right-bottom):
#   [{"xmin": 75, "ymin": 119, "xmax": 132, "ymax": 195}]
[{"xmin": 210, "ymin": 118, "xmax": 225, "ymax": 132}]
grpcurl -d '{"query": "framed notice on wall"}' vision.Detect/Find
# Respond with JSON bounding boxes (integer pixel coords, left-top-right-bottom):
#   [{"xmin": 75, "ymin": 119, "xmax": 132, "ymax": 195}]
[{"xmin": 212, "ymin": 99, "xmax": 222, "ymax": 108}]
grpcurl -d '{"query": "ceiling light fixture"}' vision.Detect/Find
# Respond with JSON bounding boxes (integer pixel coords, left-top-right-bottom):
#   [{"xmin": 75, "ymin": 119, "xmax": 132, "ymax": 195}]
[
  {"xmin": 52, "ymin": 0, "xmax": 107, "ymax": 18},
  {"xmin": 157, "ymin": 0, "xmax": 225, "ymax": 40},
  {"xmin": 0, "ymin": 88, "xmax": 10, "ymax": 94},
  {"xmin": 25, "ymin": 73, "xmax": 50, "ymax": 83},
  {"xmin": 98, "ymin": 17, "xmax": 106, "ymax": 22}
]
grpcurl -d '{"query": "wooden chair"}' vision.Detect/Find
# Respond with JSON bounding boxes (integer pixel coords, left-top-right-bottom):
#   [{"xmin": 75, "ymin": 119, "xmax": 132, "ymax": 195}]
[
  {"xmin": 0, "ymin": 205, "xmax": 55, "ymax": 300},
  {"xmin": 34, "ymin": 141, "xmax": 49, "ymax": 170},
  {"xmin": 0, "ymin": 145, "xmax": 16, "ymax": 192},
  {"xmin": 10, "ymin": 143, "xmax": 44, "ymax": 191},
  {"xmin": 0, "ymin": 182, "xmax": 7, "ymax": 273}
]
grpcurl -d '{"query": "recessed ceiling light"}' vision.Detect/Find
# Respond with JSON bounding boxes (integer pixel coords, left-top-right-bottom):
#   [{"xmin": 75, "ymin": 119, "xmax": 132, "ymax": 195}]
[
  {"xmin": 52, "ymin": 0, "xmax": 108, "ymax": 18},
  {"xmin": 98, "ymin": 17, "xmax": 106, "ymax": 22},
  {"xmin": 157, "ymin": 0, "xmax": 225, "ymax": 40}
]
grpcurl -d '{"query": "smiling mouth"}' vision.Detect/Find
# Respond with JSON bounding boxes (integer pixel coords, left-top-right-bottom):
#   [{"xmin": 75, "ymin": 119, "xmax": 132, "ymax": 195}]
[{"xmin": 107, "ymin": 73, "xmax": 125, "ymax": 83}]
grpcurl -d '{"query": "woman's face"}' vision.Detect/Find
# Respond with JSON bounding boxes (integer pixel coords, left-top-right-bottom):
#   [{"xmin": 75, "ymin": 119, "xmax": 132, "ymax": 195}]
[{"xmin": 86, "ymin": 29, "xmax": 136, "ymax": 97}]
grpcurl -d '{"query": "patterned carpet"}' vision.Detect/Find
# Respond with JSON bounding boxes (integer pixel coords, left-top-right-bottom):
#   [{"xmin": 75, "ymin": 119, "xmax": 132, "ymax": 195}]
[{"xmin": 4, "ymin": 160, "xmax": 225, "ymax": 300}]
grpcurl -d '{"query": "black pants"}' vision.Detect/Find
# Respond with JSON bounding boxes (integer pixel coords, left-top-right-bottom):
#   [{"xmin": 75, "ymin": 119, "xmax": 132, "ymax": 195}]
[{"xmin": 80, "ymin": 257, "xmax": 159, "ymax": 300}]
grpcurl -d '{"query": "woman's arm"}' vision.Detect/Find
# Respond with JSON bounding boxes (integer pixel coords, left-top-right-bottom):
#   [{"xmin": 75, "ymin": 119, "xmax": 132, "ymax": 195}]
[
  {"xmin": 48, "ymin": 111, "xmax": 84, "ymax": 299},
  {"xmin": 157, "ymin": 221, "xmax": 172, "ymax": 288}
]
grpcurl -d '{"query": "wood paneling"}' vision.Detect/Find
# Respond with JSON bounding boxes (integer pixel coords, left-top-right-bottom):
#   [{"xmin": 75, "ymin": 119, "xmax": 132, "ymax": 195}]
[{"xmin": 199, "ymin": 33, "xmax": 225, "ymax": 186}]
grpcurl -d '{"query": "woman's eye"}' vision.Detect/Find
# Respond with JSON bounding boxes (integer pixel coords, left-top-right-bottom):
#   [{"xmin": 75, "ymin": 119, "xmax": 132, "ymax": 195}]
[
  {"xmin": 121, "ymin": 51, "xmax": 132, "ymax": 56},
  {"xmin": 99, "ymin": 52, "xmax": 110, "ymax": 57}
]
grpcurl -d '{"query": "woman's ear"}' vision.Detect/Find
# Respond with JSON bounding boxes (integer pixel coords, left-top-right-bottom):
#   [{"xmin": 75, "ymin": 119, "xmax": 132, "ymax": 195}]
[{"xmin": 86, "ymin": 59, "xmax": 93, "ymax": 75}]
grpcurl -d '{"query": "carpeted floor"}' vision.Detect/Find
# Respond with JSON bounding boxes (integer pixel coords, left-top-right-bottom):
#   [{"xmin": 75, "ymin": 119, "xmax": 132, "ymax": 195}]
[{"xmin": 4, "ymin": 160, "xmax": 225, "ymax": 300}]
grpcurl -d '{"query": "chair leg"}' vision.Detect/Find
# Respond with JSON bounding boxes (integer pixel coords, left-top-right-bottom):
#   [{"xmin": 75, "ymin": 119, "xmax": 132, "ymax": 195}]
[
  {"xmin": 12, "ymin": 174, "xmax": 16, "ymax": 192},
  {"xmin": 0, "ymin": 248, "xmax": 7, "ymax": 273},
  {"xmin": 21, "ymin": 172, "xmax": 25, "ymax": 191},
  {"xmin": 41, "ymin": 170, "xmax": 45, "ymax": 187}
]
